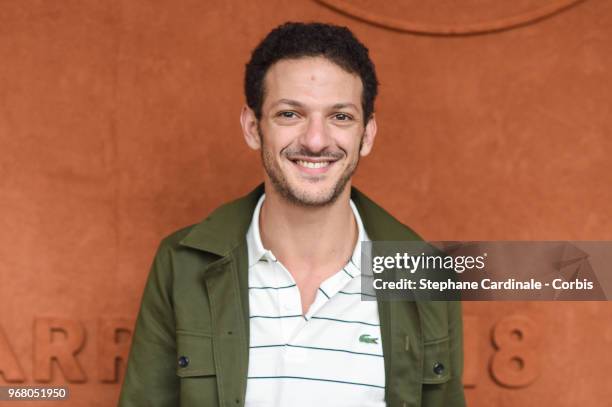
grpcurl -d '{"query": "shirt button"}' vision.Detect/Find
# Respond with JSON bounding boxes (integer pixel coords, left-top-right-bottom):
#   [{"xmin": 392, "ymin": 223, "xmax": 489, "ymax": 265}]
[
  {"xmin": 178, "ymin": 356, "xmax": 189, "ymax": 368},
  {"xmin": 433, "ymin": 362, "xmax": 445, "ymax": 375}
]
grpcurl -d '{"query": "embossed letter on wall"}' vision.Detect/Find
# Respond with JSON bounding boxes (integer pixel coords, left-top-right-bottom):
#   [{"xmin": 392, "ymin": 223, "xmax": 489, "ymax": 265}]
[{"xmin": 33, "ymin": 318, "xmax": 87, "ymax": 383}]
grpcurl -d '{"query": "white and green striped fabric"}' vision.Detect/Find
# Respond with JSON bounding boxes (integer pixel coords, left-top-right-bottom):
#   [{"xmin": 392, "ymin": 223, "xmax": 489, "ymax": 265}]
[{"xmin": 244, "ymin": 194, "xmax": 385, "ymax": 407}]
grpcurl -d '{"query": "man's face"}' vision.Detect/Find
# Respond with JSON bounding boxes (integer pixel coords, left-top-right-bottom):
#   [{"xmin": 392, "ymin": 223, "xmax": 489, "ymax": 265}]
[{"xmin": 245, "ymin": 56, "xmax": 376, "ymax": 207}]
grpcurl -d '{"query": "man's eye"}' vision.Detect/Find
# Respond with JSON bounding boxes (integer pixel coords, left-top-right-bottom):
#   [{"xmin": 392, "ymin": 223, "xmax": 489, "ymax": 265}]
[
  {"xmin": 334, "ymin": 113, "xmax": 352, "ymax": 121},
  {"xmin": 278, "ymin": 111, "xmax": 298, "ymax": 119}
]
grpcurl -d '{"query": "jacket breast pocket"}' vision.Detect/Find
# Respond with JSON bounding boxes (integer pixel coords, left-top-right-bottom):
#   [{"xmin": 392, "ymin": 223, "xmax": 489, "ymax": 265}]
[
  {"xmin": 176, "ymin": 330, "xmax": 219, "ymax": 406},
  {"xmin": 422, "ymin": 336, "xmax": 451, "ymax": 384}
]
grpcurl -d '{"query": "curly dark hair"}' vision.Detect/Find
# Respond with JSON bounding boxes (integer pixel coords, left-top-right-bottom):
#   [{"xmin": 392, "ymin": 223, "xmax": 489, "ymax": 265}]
[{"xmin": 244, "ymin": 22, "xmax": 379, "ymax": 123}]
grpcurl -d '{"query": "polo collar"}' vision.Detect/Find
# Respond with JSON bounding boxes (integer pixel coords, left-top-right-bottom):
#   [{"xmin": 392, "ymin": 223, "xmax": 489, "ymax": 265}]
[
  {"xmin": 244, "ymin": 192, "xmax": 370, "ymax": 269},
  {"xmin": 245, "ymin": 193, "xmax": 272, "ymax": 267}
]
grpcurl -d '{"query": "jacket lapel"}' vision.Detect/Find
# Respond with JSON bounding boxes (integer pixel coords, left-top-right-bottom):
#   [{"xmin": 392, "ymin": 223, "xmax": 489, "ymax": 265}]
[
  {"xmin": 180, "ymin": 185, "xmax": 263, "ymax": 407},
  {"xmin": 350, "ymin": 189, "xmax": 424, "ymax": 407}
]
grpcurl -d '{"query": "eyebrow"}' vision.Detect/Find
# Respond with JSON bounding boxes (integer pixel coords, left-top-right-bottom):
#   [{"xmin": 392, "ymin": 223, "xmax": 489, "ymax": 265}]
[
  {"xmin": 331, "ymin": 102, "xmax": 359, "ymax": 111},
  {"xmin": 271, "ymin": 99, "xmax": 359, "ymax": 111},
  {"xmin": 272, "ymin": 99, "xmax": 304, "ymax": 108}
]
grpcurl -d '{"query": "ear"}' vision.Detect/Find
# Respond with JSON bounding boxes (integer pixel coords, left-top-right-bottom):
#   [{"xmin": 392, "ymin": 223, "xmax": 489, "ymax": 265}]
[
  {"xmin": 240, "ymin": 104, "xmax": 261, "ymax": 150},
  {"xmin": 359, "ymin": 114, "xmax": 378, "ymax": 157}
]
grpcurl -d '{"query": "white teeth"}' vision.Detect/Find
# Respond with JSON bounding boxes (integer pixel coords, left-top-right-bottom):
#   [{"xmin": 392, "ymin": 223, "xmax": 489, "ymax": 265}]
[{"xmin": 295, "ymin": 160, "xmax": 330, "ymax": 169}]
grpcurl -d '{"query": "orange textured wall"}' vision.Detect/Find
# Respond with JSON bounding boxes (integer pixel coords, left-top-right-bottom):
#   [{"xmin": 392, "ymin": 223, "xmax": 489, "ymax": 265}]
[{"xmin": 1, "ymin": 1, "xmax": 611, "ymax": 406}]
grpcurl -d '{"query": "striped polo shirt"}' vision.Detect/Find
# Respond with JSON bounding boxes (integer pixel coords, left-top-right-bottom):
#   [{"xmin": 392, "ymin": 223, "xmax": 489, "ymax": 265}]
[{"xmin": 244, "ymin": 193, "xmax": 385, "ymax": 407}]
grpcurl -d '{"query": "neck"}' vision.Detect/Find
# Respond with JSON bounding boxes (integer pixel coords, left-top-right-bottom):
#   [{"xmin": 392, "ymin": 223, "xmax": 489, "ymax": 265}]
[{"xmin": 259, "ymin": 181, "xmax": 357, "ymax": 270}]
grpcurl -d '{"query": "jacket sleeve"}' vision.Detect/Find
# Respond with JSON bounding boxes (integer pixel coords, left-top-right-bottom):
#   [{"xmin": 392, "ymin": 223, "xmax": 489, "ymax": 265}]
[
  {"xmin": 445, "ymin": 300, "xmax": 466, "ymax": 406},
  {"xmin": 118, "ymin": 243, "xmax": 179, "ymax": 406}
]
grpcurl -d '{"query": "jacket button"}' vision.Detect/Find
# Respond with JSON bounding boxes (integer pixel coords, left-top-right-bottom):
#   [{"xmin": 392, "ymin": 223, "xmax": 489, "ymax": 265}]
[
  {"xmin": 178, "ymin": 356, "xmax": 189, "ymax": 368},
  {"xmin": 433, "ymin": 362, "xmax": 444, "ymax": 375}
]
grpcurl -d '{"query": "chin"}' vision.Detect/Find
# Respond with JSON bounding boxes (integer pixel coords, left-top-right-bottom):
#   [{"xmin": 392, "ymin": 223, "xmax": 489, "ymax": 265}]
[
  {"xmin": 285, "ymin": 183, "xmax": 345, "ymax": 207},
  {"xmin": 265, "ymin": 164, "xmax": 351, "ymax": 207}
]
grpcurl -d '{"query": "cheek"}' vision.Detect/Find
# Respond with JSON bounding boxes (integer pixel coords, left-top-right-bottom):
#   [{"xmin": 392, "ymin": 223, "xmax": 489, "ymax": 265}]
[
  {"xmin": 336, "ymin": 134, "xmax": 363, "ymax": 156},
  {"xmin": 262, "ymin": 139, "xmax": 291, "ymax": 164},
  {"xmin": 262, "ymin": 127, "xmax": 299, "ymax": 153}
]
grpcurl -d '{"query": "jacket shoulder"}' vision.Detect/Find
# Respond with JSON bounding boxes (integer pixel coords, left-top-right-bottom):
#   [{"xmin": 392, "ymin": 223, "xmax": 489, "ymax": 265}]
[{"xmin": 158, "ymin": 223, "xmax": 199, "ymax": 251}]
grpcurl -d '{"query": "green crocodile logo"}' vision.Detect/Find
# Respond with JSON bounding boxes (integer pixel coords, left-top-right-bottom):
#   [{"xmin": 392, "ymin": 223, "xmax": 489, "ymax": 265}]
[{"xmin": 359, "ymin": 334, "xmax": 379, "ymax": 344}]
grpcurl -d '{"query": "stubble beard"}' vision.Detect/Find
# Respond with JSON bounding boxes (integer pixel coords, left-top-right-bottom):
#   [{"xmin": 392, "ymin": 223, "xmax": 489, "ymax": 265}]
[{"xmin": 258, "ymin": 126, "xmax": 362, "ymax": 207}]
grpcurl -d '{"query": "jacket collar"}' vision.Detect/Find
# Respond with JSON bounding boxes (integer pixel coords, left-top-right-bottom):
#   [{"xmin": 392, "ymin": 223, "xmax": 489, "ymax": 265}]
[{"xmin": 179, "ymin": 183, "xmax": 420, "ymax": 255}]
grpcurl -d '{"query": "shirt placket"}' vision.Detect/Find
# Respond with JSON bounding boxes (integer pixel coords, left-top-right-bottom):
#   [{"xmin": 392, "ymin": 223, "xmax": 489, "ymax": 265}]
[{"xmin": 267, "ymin": 251, "xmax": 304, "ymax": 344}]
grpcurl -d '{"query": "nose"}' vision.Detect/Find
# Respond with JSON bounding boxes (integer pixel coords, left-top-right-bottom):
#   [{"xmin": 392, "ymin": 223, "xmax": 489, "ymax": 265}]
[{"xmin": 299, "ymin": 114, "xmax": 331, "ymax": 154}]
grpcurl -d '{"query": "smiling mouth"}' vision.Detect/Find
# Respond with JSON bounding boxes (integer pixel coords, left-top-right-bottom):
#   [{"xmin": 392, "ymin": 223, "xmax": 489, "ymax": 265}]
[
  {"xmin": 288, "ymin": 157, "xmax": 340, "ymax": 174},
  {"xmin": 294, "ymin": 160, "xmax": 331, "ymax": 169}
]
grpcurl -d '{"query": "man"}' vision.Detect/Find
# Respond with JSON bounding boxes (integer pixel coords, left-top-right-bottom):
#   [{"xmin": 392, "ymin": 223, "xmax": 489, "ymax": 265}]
[{"xmin": 119, "ymin": 22, "xmax": 465, "ymax": 407}]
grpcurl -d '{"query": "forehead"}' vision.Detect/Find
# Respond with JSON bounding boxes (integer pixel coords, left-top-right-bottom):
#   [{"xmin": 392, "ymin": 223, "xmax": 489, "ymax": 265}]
[{"xmin": 262, "ymin": 56, "xmax": 363, "ymax": 110}]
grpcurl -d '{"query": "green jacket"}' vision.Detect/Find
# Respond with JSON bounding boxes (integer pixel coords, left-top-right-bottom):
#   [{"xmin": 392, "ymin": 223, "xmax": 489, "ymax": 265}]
[{"xmin": 118, "ymin": 184, "xmax": 466, "ymax": 407}]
